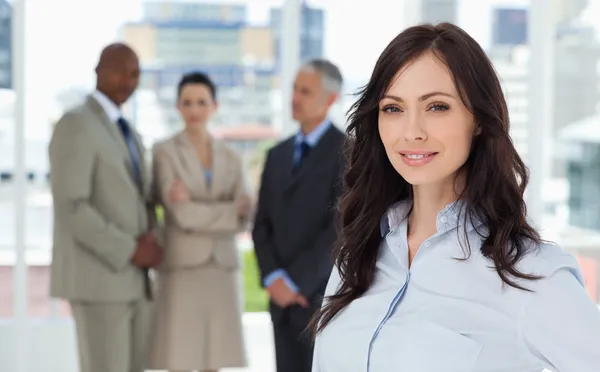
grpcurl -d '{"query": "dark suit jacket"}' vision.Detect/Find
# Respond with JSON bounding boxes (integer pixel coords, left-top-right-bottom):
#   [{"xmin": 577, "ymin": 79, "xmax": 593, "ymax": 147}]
[{"xmin": 253, "ymin": 124, "xmax": 345, "ymax": 324}]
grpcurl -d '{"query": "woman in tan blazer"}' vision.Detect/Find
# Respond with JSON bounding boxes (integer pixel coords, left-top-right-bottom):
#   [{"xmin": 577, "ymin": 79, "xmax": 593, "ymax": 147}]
[{"xmin": 149, "ymin": 72, "xmax": 251, "ymax": 372}]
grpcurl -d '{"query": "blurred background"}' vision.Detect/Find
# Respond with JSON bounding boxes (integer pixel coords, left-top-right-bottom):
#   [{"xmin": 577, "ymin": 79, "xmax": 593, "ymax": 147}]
[{"xmin": 1, "ymin": 0, "xmax": 600, "ymax": 371}]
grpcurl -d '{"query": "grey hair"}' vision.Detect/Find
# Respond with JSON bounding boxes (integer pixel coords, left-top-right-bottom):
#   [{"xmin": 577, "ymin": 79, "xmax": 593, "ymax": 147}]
[{"xmin": 300, "ymin": 59, "xmax": 343, "ymax": 94}]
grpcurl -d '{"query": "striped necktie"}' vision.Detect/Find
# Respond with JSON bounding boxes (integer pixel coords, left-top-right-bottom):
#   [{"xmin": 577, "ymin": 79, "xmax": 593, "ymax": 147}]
[
  {"xmin": 116, "ymin": 117, "xmax": 142, "ymax": 188},
  {"xmin": 117, "ymin": 117, "xmax": 152, "ymax": 299}
]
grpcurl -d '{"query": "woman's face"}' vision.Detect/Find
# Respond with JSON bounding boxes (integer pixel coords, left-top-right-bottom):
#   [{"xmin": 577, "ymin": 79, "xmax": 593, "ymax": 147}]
[
  {"xmin": 177, "ymin": 83, "xmax": 217, "ymax": 130},
  {"xmin": 378, "ymin": 51, "xmax": 478, "ymax": 188}
]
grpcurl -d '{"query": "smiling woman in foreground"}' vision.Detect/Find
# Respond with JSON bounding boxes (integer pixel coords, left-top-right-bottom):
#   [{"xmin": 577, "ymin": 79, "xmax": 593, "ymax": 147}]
[{"xmin": 310, "ymin": 23, "xmax": 600, "ymax": 372}]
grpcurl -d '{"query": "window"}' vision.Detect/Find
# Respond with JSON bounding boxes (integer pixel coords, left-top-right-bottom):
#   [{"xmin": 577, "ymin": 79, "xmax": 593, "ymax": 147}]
[
  {"xmin": 7, "ymin": 2, "xmax": 600, "ymax": 371},
  {"xmin": 0, "ymin": 50, "xmax": 9, "ymax": 64}
]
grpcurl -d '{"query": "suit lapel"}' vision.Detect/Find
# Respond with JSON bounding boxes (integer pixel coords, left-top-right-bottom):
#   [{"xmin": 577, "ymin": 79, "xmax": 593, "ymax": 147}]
[
  {"xmin": 174, "ymin": 131, "xmax": 209, "ymax": 195},
  {"xmin": 87, "ymin": 96, "xmax": 148, "ymax": 192},
  {"xmin": 280, "ymin": 139, "xmax": 296, "ymax": 190},
  {"xmin": 210, "ymin": 139, "xmax": 227, "ymax": 199},
  {"xmin": 131, "ymin": 131, "xmax": 149, "ymax": 194},
  {"xmin": 285, "ymin": 126, "xmax": 338, "ymax": 192},
  {"xmin": 87, "ymin": 96, "xmax": 130, "ymax": 161}
]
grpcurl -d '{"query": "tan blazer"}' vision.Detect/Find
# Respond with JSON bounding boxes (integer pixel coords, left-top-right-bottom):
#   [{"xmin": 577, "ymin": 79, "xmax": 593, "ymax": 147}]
[
  {"xmin": 152, "ymin": 131, "xmax": 248, "ymax": 269},
  {"xmin": 49, "ymin": 95, "xmax": 154, "ymax": 302}
]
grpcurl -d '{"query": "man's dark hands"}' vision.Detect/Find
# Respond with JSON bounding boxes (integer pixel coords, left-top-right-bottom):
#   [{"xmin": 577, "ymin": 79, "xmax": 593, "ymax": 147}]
[{"xmin": 131, "ymin": 232, "xmax": 163, "ymax": 268}]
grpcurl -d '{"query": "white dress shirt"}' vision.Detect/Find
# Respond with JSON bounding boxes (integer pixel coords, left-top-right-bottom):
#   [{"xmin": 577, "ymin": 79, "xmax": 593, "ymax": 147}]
[
  {"xmin": 312, "ymin": 200, "xmax": 600, "ymax": 372},
  {"xmin": 92, "ymin": 90, "xmax": 121, "ymax": 123}
]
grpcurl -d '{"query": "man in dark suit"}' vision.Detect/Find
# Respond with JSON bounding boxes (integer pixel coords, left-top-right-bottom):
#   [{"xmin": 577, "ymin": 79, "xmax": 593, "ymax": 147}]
[{"xmin": 253, "ymin": 59, "xmax": 345, "ymax": 372}]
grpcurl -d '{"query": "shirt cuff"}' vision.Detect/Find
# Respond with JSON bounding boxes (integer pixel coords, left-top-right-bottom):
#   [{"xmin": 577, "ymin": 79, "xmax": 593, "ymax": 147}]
[{"xmin": 263, "ymin": 269, "xmax": 299, "ymax": 293}]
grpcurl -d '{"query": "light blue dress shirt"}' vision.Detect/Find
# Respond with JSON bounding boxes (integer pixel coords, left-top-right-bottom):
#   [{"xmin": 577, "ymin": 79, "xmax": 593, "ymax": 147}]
[
  {"xmin": 312, "ymin": 200, "xmax": 600, "ymax": 372},
  {"xmin": 263, "ymin": 119, "xmax": 332, "ymax": 292},
  {"xmin": 292, "ymin": 119, "xmax": 332, "ymax": 166},
  {"xmin": 203, "ymin": 169, "xmax": 212, "ymax": 187}
]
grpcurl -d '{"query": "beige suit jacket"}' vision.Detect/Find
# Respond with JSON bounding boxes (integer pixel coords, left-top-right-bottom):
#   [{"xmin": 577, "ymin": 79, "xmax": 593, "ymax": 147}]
[
  {"xmin": 152, "ymin": 131, "xmax": 249, "ymax": 269},
  {"xmin": 49, "ymin": 95, "xmax": 154, "ymax": 302}
]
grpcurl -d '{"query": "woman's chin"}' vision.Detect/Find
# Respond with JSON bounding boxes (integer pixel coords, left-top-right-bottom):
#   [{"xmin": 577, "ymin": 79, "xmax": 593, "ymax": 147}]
[
  {"xmin": 185, "ymin": 121, "xmax": 207, "ymax": 130},
  {"xmin": 396, "ymin": 168, "xmax": 450, "ymax": 188}
]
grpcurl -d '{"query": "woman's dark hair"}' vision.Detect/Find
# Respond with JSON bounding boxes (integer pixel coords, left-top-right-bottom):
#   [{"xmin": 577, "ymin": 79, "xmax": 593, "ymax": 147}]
[
  {"xmin": 177, "ymin": 71, "xmax": 217, "ymax": 100},
  {"xmin": 312, "ymin": 23, "xmax": 542, "ymax": 334}
]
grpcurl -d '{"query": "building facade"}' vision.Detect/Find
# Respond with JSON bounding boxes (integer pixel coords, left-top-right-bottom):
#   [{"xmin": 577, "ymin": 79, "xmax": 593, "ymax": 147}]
[
  {"xmin": 491, "ymin": 8, "xmax": 528, "ymax": 47},
  {"xmin": 143, "ymin": 1, "xmax": 246, "ymax": 23},
  {"xmin": 0, "ymin": 0, "xmax": 11, "ymax": 89},
  {"xmin": 122, "ymin": 1, "xmax": 326, "ymax": 131},
  {"xmin": 270, "ymin": 4, "xmax": 325, "ymax": 67},
  {"xmin": 562, "ymin": 117, "xmax": 600, "ymax": 231},
  {"xmin": 122, "ymin": 2, "xmax": 278, "ymax": 129},
  {"xmin": 420, "ymin": 0, "xmax": 457, "ymax": 24}
]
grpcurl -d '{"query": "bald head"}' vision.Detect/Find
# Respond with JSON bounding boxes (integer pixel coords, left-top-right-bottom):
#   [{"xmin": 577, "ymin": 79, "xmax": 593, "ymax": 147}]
[
  {"xmin": 95, "ymin": 43, "xmax": 140, "ymax": 106},
  {"xmin": 97, "ymin": 43, "xmax": 137, "ymax": 70}
]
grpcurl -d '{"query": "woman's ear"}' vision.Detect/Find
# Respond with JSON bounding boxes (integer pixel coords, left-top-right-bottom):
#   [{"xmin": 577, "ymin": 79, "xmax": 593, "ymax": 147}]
[{"xmin": 474, "ymin": 123, "xmax": 482, "ymax": 136}]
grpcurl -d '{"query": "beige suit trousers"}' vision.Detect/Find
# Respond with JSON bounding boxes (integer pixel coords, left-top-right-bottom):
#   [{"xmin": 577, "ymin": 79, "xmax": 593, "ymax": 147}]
[{"xmin": 70, "ymin": 299, "xmax": 152, "ymax": 372}]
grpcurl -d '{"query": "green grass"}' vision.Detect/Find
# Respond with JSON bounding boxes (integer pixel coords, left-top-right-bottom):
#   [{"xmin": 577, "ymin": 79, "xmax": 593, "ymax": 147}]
[
  {"xmin": 155, "ymin": 206, "xmax": 164, "ymax": 223},
  {"xmin": 156, "ymin": 206, "xmax": 268, "ymax": 312},
  {"xmin": 242, "ymin": 249, "xmax": 269, "ymax": 312}
]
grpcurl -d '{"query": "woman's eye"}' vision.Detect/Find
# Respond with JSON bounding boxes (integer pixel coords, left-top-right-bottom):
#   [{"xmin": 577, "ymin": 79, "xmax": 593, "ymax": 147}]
[
  {"xmin": 381, "ymin": 106, "xmax": 402, "ymax": 113},
  {"xmin": 428, "ymin": 103, "xmax": 449, "ymax": 112}
]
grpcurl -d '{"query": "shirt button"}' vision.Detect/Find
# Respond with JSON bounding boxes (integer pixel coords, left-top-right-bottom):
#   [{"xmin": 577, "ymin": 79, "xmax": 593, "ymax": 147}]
[
  {"xmin": 440, "ymin": 216, "xmax": 448, "ymax": 223},
  {"xmin": 424, "ymin": 241, "xmax": 431, "ymax": 247}
]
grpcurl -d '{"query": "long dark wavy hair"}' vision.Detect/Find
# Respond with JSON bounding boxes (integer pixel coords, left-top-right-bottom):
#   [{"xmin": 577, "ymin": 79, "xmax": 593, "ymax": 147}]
[{"xmin": 312, "ymin": 23, "xmax": 542, "ymax": 334}]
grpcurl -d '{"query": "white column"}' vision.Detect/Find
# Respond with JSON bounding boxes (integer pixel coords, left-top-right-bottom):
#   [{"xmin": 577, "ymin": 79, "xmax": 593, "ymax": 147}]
[
  {"xmin": 526, "ymin": 0, "xmax": 556, "ymax": 230},
  {"xmin": 279, "ymin": 0, "xmax": 301, "ymax": 138},
  {"xmin": 12, "ymin": 0, "xmax": 28, "ymax": 371}
]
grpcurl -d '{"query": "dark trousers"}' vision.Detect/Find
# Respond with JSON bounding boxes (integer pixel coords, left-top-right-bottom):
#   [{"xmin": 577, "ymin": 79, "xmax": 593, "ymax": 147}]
[{"xmin": 272, "ymin": 304, "xmax": 316, "ymax": 372}]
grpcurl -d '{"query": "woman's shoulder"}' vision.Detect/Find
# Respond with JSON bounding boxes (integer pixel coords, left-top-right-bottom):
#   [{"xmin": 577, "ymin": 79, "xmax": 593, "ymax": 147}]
[
  {"xmin": 152, "ymin": 133, "xmax": 180, "ymax": 154},
  {"xmin": 323, "ymin": 264, "xmax": 343, "ymax": 301},
  {"xmin": 516, "ymin": 240, "xmax": 585, "ymax": 287}
]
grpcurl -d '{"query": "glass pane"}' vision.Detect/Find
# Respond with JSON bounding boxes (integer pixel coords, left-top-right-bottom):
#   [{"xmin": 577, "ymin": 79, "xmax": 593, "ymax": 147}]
[
  {"xmin": 0, "ymin": 0, "xmax": 14, "ymax": 319},
  {"xmin": 11, "ymin": 1, "xmax": 598, "ymax": 371},
  {"xmin": 16, "ymin": 0, "xmax": 290, "ymax": 370}
]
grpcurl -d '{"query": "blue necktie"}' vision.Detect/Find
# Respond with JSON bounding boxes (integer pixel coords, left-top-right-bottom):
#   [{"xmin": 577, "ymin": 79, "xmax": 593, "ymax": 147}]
[
  {"xmin": 293, "ymin": 141, "xmax": 311, "ymax": 173},
  {"xmin": 117, "ymin": 117, "xmax": 142, "ymax": 188},
  {"xmin": 117, "ymin": 117, "xmax": 152, "ymax": 300}
]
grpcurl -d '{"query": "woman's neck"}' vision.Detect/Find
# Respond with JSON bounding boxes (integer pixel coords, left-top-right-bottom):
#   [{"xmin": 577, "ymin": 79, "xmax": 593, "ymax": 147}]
[
  {"xmin": 408, "ymin": 177, "xmax": 463, "ymax": 236},
  {"xmin": 185, "ymin": 127, "xmax": 210, "ymax": 146}
]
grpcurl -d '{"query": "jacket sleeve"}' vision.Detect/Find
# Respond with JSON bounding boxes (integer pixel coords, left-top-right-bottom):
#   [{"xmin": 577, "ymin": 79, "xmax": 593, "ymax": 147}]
[
  {"xmin": 152, "ymin": 143, "xmax": 239, "ymax": 233},
  {"xmin": 252, "ymin": 149, "xmax": 281, "ymax": 283},
  {"xmin": 49, "ymin": 113, "xmax": 137, "ymax": 272}
]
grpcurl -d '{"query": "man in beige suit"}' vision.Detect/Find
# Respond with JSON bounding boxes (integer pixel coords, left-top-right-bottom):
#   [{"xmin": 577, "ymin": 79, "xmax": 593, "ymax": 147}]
[{"xmin": 49, "ymin": 43, "xmax": 162, "ymax": 372}]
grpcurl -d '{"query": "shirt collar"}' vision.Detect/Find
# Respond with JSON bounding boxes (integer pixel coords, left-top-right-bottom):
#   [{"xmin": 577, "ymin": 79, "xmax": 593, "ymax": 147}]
[
  {"xmin": 295, "ymin": 118, "xmax": 332, "ymax": 148},
  {"xmin": 380, "ymin": 199, "xmax": 485, "ymax": 237},
  {"xmin": 92, "ymin": 90, "xmax": 122, "ymax": 123}
]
